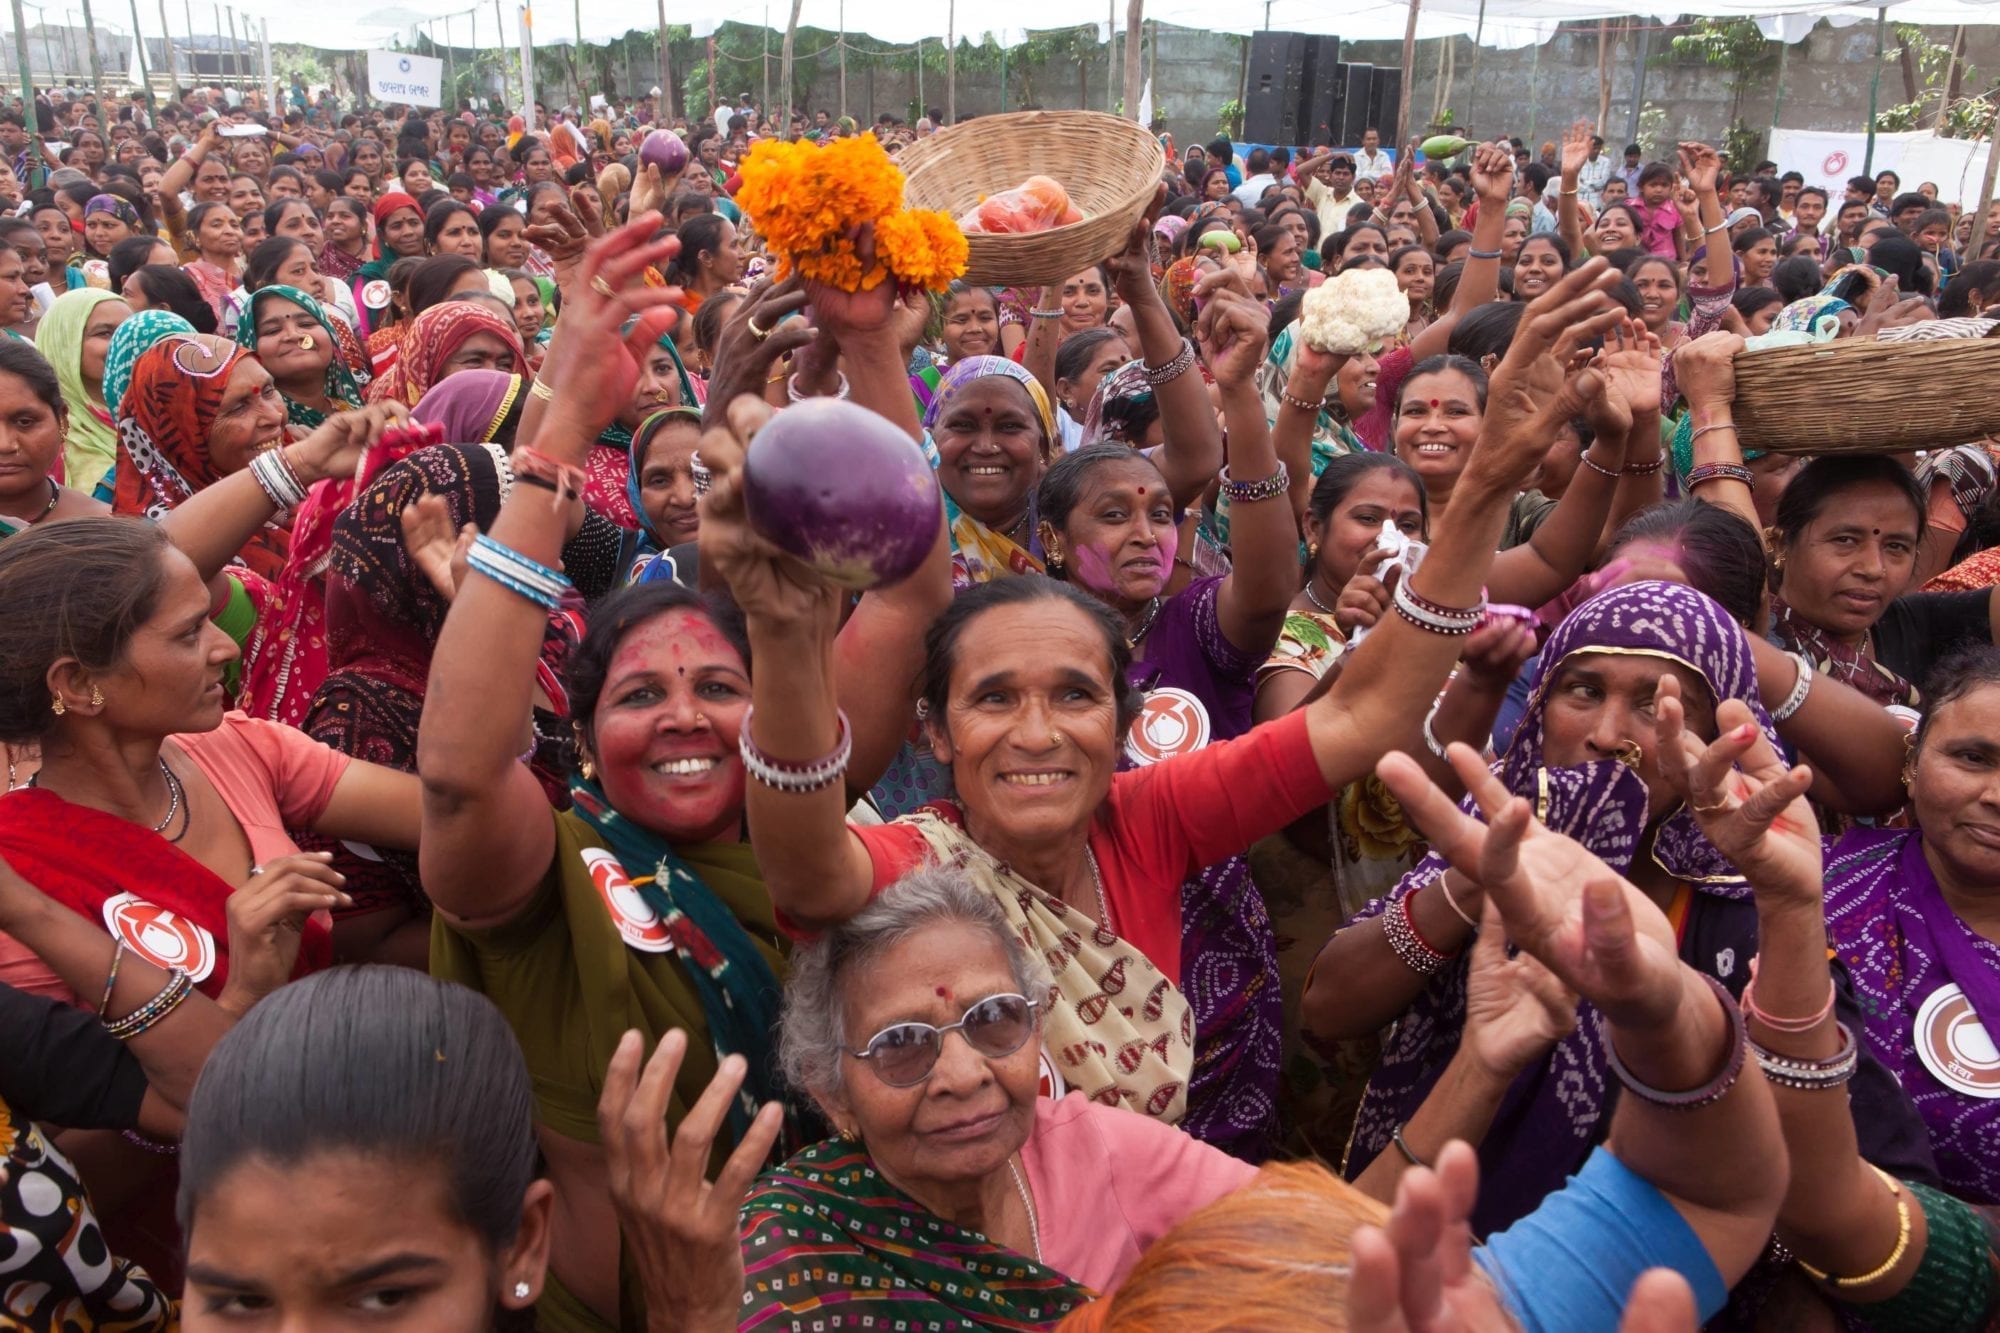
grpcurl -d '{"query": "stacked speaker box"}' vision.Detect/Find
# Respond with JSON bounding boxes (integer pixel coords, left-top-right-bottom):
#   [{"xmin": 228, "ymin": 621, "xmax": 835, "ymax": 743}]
[
  {"xmin": 1366, "ymin": 66, "xmax": 1402, "ymax": 146},
  {"xmin": 1245, "ymin": 32, "xmax": 1342, "ymax": 146}
]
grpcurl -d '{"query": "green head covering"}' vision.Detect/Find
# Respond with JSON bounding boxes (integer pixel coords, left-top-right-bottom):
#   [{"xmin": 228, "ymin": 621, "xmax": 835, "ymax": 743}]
[
  {"xmin": 235, "ymin": 284, "xmax": 364, "ymax": 428},
  {"xmin": 34, "ymin": 288, "xmax": 125, "ymax": 489}
]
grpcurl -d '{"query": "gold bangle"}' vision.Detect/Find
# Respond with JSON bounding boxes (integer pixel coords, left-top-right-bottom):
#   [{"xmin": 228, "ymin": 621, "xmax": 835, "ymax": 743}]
[
  {"xmin": 528, "ymin": 378, "xmax": 556, "ymax": 403},
  {"xmin": 1795, "ymin": 1166, "xmax": 1913, "ymax": 1288}
]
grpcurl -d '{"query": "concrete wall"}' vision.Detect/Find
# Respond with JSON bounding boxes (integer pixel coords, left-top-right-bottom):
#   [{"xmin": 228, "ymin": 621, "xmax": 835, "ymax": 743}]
[{"xmin": 779, "ymin": 19, "xmax": 1995, "ymax": 161}]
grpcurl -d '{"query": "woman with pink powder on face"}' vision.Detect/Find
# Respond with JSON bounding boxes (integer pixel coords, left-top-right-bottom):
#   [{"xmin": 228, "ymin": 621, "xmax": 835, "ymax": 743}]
[{"xmin": 1022, "ymin": 283, "xmax": 1301, "ymax": 1157}]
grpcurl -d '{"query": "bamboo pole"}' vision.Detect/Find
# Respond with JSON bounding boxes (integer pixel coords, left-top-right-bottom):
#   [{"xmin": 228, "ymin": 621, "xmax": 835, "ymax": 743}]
[
  {"xmin": 127, "ymin": 0, "xmax": 151, "ymax": 117},
  {"xmin": 780, "ymin": 0, "xmax": 800, "ymax": 126},
  {"xmin": 1121, "ymin": 0, "xmax": 1139, "ymax": 120},
  {"xmin": 944, "ymin": 0, "xmax": 953, "ymax": 124},
  {"xmin": 656, "ymin": 0, "xmax": 671, "ymax": 121},
  {"xmin": 79, "ymin": 0, "xmax": 101, "ymax": 111},
  {"xmin": 1465, "ymin": 0, "xmax": 1484, "ymax": 131},
  {"xmin": 1966, "ymin": 123, "xmax": 1999, "ymax": 258},
  {"xmin": 1864, "ymin": 6, "xmax": 1887, "ymax": 174},
  {"xmin": 1396, "ymin": 0, "xmax": 1418, "ymax": 146}
]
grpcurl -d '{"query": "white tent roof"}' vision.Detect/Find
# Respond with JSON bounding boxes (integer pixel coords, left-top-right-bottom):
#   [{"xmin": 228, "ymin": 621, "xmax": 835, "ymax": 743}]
[{"xmin": 123, "ymin": 0, "xmax": 2000, "ymax": 59}]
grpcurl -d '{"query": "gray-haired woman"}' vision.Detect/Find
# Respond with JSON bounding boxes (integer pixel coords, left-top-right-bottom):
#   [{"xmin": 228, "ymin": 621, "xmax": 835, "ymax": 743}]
[{"xmin": 737, "ymin": 866, "xmax": 1255, "ymax": 1327}]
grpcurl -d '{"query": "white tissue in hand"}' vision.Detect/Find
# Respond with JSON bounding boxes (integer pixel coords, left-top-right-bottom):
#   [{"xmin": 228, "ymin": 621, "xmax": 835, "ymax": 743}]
[{"xmin": 1297, "ymin": 268, "xmax": 1412, "ymax": 355}]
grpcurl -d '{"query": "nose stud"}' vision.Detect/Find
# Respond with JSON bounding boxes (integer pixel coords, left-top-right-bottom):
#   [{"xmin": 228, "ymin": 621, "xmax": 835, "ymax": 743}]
[{"xmin": 298, "ymin": 334, "xmax": 314, "ymax": 350}]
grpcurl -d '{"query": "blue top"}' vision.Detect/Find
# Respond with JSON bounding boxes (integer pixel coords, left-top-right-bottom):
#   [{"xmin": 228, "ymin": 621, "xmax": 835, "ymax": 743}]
[{"xmin": 1477, "ymin": 1148, "xmax": 1727, "ymax": 1333}]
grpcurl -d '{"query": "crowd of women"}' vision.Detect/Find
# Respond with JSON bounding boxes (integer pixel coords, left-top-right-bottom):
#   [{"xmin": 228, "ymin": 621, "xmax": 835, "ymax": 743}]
[{"xmin": 5, "ymin": 86, "xmax": 2000, "ymax": 1331}]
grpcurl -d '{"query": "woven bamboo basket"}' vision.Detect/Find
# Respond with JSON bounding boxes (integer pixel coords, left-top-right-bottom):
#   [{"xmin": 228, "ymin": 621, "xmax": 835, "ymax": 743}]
[
  {"xmin": 1732, "ymin": 335, "xmax": 2000, "ymax": 454},
  {"xmin": 898, "ymin": 110, "xmax": 1165, "ymax": 289}
]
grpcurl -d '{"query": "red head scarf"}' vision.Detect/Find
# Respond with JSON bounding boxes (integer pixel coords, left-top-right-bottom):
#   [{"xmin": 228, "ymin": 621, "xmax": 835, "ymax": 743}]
[
  {"xmin": 371, "ymin": 190, "xmax": 422, "ymax": 258},
  {"xmin": 365, "ymin": 302, "xmax": 529, "ymax": 408},
  {"xmin": 113, "ymin": 332, "xmax": 291, "ymax": 579}
]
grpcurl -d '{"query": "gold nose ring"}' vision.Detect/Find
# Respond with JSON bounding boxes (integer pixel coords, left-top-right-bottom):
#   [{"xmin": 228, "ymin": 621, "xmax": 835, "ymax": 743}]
[{"xmin": 298, "ymin": 334, "xmax": 314, "ymax": 350}]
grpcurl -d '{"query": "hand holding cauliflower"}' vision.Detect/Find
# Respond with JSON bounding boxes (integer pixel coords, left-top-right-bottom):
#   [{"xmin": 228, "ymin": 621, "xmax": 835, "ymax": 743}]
[{"xmin": 1297, "ymin": 268, "xmax": 1411, "ymax": 355}]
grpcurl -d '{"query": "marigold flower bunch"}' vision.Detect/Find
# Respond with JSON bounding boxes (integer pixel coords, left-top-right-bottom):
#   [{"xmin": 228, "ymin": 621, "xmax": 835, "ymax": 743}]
[{"xmin": 736, "ymin": 135, "xmax": 967, "ymax": 293}]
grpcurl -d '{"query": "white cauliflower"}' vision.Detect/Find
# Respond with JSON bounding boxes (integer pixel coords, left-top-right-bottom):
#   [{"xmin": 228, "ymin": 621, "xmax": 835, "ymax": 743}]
[{"xmin": 1297, "ymin": 267, "xmax": 1411, "ymax": 355}]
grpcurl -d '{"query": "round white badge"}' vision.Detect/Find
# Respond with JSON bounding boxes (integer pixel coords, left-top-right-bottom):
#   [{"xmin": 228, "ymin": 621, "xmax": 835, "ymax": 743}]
[
  {"xmin": 1122, "ymin": 686, "xmax": 1211, "ymax": 767},
  {"xmin": 1913, "ymin": 983, "xmax": 2000, "ymax": 1098},
  {"xmin": 101, "ymin": 891, "xmax": 216, "ymax": 982},
  {"xmin": 360, "ymin": 279, "xmax": 392, "ymax": 311},
  {"xmin": 581, "ymin": 848, "xmax": 675, "ymax": 954}
]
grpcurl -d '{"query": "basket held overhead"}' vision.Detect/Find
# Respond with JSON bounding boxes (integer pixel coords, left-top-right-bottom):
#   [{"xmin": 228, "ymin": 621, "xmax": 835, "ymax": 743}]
[
  {"xmin": 898, "ymin": 110, "xmax": 1165, "ymax": 289},
  {"xmin": 1731, "ymin": 335, "xmax": 2000, "ymax": 455}
]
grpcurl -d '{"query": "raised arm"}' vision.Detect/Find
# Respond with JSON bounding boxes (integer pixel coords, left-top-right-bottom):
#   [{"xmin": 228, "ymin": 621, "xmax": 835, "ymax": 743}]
[
  {"xmin": 157, "ymin": 124, "xmax": 221, "ymax": 214},
  {"xmin": 418, "ymin": 217, "xmax": 685, "ymax": 931},
  {"xmin": 1748, "ymin": 636, "xmax": 1910, "ymax": 817},
  {"xmin": 1558, "ymin": 120, "xmax": 1590, "ymax": 257},
  {"xmin": 1021, "ymin": 284, "xmax": 1063, "ymax": 405},
  {"xmin": 1200, "ymin": 275, "xmax": 1294, "ymax": 655},
  {"xmin": 1108, "ymin": 202, "xmax": 1224, "ymax": 512},
  {"xmin": 1672, "ymin": 333, "xmax": 1758, "ymax": 534},
  {"xmin": 1404, "ymin": 155, "xmax": 1440, "ymax": 249},
  {"xmin": 1679, "ymin": 143, "xmax": 1733, "ymax": 296},
  {"xmin": 1654, "ymin": 681, "xmax": 1926, "ymax": 1300},
  {"xmin": 1300, "ymin": 260, "xmax": 1626, "ymax": 792},
  {"xmin": 1381, "ymin": 742, "xmax": 1787, "ymax": 1289},
  {"xmin": 1405, "ymin": 141, "xmax": 1513, "ymax": 363}
]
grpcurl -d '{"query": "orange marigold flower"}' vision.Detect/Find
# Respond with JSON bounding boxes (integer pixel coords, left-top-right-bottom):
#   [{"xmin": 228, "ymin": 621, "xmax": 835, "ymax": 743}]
[
  {"xmin": 735, "ymin": 134, "xmax": 963, "ymax": 293},
  {"xmin": 875, "ymin": 209, "xmax": 969, "ymax": 292}
]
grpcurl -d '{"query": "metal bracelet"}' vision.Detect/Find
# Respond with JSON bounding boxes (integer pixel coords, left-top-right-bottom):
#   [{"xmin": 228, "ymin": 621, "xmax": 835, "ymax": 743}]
[
  {"xmin": 1384, "ymin": 891, "xmax": 1451, "ymax": 976},
  {"xmin": 1218, "ymin": 463, "xmax": 1289, "ymax": 503},
  {"xmin": 787, "ymin": 370, "xmax": 851, "ymax": 402},
  {"xmin": 1604, "ymin": 973, "xmax": 1747, "ymax": 1111},
  {"xmin": 1750, "ymin": 1021, "xmax": 1859, "ymax": 1091},
  {"xmin": 1392, "ymin": 579, "xmax": 1483, "ymax": 637},
  {"xmin": 1029, "ymin": 307, "xmax": 1063, "ymax": 319},
  {"xmin": 1771, "ymin": 652, "xmax": 1815, "ymax": 724},
  {"xmin": 1139, "ymin": 339, "xmax": 1195, "ymax": 388},
  {"xmin": 738, "ymin": 705, "xmax": 854, "ymax": 794}
]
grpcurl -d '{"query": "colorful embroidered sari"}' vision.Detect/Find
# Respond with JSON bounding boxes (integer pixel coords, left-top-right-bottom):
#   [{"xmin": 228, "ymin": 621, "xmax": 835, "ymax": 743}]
[
  {"xmin": 921, "ymin": 356, "xmax": 1054, "ymax": 588},
  {"xmin": 365, "ymin": 301, "xmax": 528, "ymax": 408},
  {"xmin": 1824, "ymin": 826, "xmax": 2000, "ymax": 1203},
  {"xmin": 740, "ymin": 1137, "xmax": 1092, "ymax": 1332}
]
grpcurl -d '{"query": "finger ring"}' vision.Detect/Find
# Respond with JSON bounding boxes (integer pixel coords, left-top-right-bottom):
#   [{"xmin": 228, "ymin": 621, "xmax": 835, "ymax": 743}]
[
  {"xmin": 746, "ymin": 316, "xmax": 771, "ymax": 342},
  {"xmin": 248, "ymin": 865, "xmax": 263, "ymax": 876},
  {"xmin": 591, "ymin": 276, "xmax": 615, "ymax": 298}
]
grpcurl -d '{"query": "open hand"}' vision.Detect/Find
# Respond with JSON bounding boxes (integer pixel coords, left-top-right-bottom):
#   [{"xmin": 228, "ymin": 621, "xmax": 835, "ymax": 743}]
[
  {"xmin": 598, "ymin": 1029, "xmax": 784, "ymax": 1333},
  {"xmin": 1463, "ymin": 898, "xmax": 1579, "ymax": 1081},
  {"xmin": 399, "ymin": 494, "xmax": 476, "ymax": 603},
  {"xmin": 217, "ymin": 852, "xmax": 349, "ymax": 1015}
]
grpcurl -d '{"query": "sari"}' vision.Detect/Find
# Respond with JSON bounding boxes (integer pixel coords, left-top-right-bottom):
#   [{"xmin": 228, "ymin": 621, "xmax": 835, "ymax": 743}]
[
  {"xmin": 740, "ymin": 1136, "xmax": 1092, "ymax": 1331},
  {"xmin": 113, "ymin": 332, "xmax": 294, "ymax": 581},
  {"xmin": 365, "ymin": 301, "xmax": 528, "ymax": 407},
  {"xmin": 1824, "ymin": 827, "xmax": 2000, "ymax": 1203},
  {"xmin": 410, "ymin": 367, "xmax": 523, "ymax": 443},
  {"xmin": 34, "ymin": 288, "xmax": 124, "ymax": 492},
  {"xmin": 318, "ymin": 239, "xmax": 365, "ymax": 283},
  {"xmin": 1346, "ymin": 581, "xmax": 1771, "ymax": 1233},
  {"xmin": 0, "ymin": 781, "xmax": 332, "ymax": 1000},
  {"xmin": 101, "ymin": 308, "xmax": 193, "ymax": 428},
  {"xmin": 922, "ymin": 356, "xmax": 1054, "ymax": 588},
  {"xmin": 233, "ymin": 284, "xmax": 366, "ymax": 428},
  {"xmin": 183, "ymin": 258, "xmax": 236, "ymax": 325},
  {"xmin": 622, "ymin": 405, "xmax": 703, "ymax": 583},
  {"xmin": 1079, "ymin": 360, "xmax": 1155, "ymax": 447},
  {"xmin": 1771, "ymin": 597, "xmax": 1920, "ymax": 710}
]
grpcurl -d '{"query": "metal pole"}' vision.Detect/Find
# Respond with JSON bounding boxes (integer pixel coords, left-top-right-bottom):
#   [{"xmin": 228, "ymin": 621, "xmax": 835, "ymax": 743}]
[
  {"xmin": 837, "ymin": 0, "xmax": 844, "ymax": 119},
  {"xmin": 1105, "ymin": 0, "xmax": 1114, "ymax": 113},
  {"xmin": 1526, "ymin": 31, "xmax": 1539, "ymax": 148},
  {"xmin": 444, "ymin": 11, "xmax": 454, "ymax": 110},
  {"xmin": 258, "ymin": 14, "xmax": 270, "ymax": 113},
  {"xmin": 998, "ymin": 40, "xmax": 1004, "ymax": 114},
  {"xmin": 944, "ymin": 0, "xmax": 952, "ymax": 123},
  {"xmin": 79, "ymin": 0, "xmax": 101, "ymax": 111},
  {"xmin": 153, "ymin": 0, "xmax": 171, "ymax": 101},
  {"xmin": 915, "ymin": 36, "xmax": 921, "ymax": 119},
  {"xmin": 225, "ymin": 3, "xmax": 239, "ymax": 94},
  {"xmin": 1465, "ymin": 0, "xmax": 1485, "ymax": 130},
  {"xmin": 495, "ymin": 0, "xmax": 506, "ymax": 108},
  {"xmin": 10, "ymin": 0, "xmax": 40, "ymax": 186},
  {"xmin": 1623, "ymin": 20, "xmax": 1650, "ymax": 146},
  {"xmin": 1863, "ymin": 5, "xmax": 1887, "ymax": 174},
  {"xmin": 1772, "ymin": 34, "xmax": 1789, "ymax": 128},
  {"xmin": 760, "ymin": 2, "xmax": 767, "ymax": 117}
]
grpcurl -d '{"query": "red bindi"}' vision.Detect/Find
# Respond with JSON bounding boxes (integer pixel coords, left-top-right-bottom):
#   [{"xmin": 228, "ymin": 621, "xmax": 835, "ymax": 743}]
[
  {"xmin": 1430, "ymin": 398, "xmax": 1441, "ymax": 408},
  {"xmin": 934, "ymin": 986, "xmax": 950, "ymax": 999},
  {"xmin": 1135, "ymin": 485, "xmax": 1146, "ymax": 496}
]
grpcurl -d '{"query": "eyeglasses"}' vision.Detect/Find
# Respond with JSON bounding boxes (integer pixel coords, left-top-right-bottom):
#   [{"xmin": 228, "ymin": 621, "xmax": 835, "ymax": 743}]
[{"xmin": 849, "ymin": 993, "xmax": 1040, "ymax": 1088}]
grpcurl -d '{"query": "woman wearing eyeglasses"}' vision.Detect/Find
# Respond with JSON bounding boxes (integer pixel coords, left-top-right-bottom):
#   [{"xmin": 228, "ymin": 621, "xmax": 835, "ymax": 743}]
[{"xmin": 735, "ymin": 867, "xmax": 1255, "ymax": 1328}]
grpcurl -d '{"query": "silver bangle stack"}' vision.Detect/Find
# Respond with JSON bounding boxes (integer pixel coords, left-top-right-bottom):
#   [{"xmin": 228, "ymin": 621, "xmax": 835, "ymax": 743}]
[
  {"xmin": 466, "ymin": 534, "xmax": 572, "ymax": 612},
  {"xmin": 104, "ymin": 967, "xmax": 193, "ymax": 1040},
  {"xmin": 788, "ymin": 371, "xmax": 852, "ymax": 403},
  {"xmin": 1392, "ymin": 580, "xmax": 1484, "ymax": 637},
  {"xmin": 1029, "ymin": 307, "xmax": 1063, "ymax": 320},
  {"xmin": 1771, "ymin": 652, "xmax": 1815, "ymax": 724},
  {"xmin": 690, "ymin": 452, "xmax": 711, "ymax": 496},
  {"xmin": 1218, "ymin": 463, "xmax": 1289, "ymax": 504},
  {"xmin": 1140, "ymin": 339, "xmax": 1196, "ymax": 387},
  {"xmin": 738, "ymin": 704, "xmax": 853, "ymax": 793},
  {"xmin": 248, "ymin": 447, "xmax": 308, "ymax": 509},
  {"xmin": 1751, "ymin": 1022, "xmax": 1860, "ymax": 1091},
  {"xmin": 1384, "ymin": 892, "xmax": 1451, "ymax": 976}
]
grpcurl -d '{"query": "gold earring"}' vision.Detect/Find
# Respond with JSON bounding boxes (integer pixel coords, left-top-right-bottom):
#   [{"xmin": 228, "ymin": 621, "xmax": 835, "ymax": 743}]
[
  {"xmin": 49, "ymin": 694, "xmax": 64, "ymax": 716},
  {"xmin": 1046, "ymin": 548, "xmax": 1064, "ymax": 571},
  {"xmin": 1307, "ymin": 541, "xmax": 1320, "ymax": 561},
  {"xmin": 89, "ymin": 685, "xmax": 103, "ymax": 707},
  {"xmin": 579, "ymin": 757, "xmax": 595, "ymax": 780}
]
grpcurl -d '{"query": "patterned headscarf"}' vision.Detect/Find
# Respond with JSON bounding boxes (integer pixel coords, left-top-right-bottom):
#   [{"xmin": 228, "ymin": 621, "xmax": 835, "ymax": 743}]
[
  {"xmin": 921, "ymin": 355, "xmax": 1056, "ymax": 454},
  {"xmin": 365, "ymin": 302, "xmax": 528, "ymax": 408},
  {"xmin": 234, "ymin": 285, "xmax": 366, "ymax": 428},
  {"xmin": 1079, "ymin": 358, "xmax": 1157, "ymax": 446},
  {"xmin": 84, "ymin": 193, "xmax": 141, "ymax": 231},
  {"xmin": 102, "ymin": 308, "xmax": 194, "ymax": 425},
  {"xmin": 411, "ymin": 368, "xmax": 523, "ymax": 444},
  {"xmin": 1767, "ymin": 293, "xmax": 1853, "ymax": 342},
  {"xmin": 114, "ymin": 333, "xmax": 292, "ymax": 580}
]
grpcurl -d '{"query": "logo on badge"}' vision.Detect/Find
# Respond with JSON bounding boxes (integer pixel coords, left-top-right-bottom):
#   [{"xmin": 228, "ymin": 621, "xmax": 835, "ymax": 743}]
[
  {"xmin": 1123, "ymin": 686, "xmax": 1211, "ymax": 766},
  {"xmin": 1824, "ymin": 151, "xmax": 1849, "ymax": 175},
  {"xmin": 1914, "ymin": 984, "xmax": 2000, "ymax": 1098},
  {"xmin": 102, "ymin": 892, "xmax": 216, "ymax": 981},
  {"xmin": 360, "ymin": 279, "xmax": 392, "ymax": 310},
  {"xmin": 581, "ymin": 849, "xmax": 675, "ymax": 953}
]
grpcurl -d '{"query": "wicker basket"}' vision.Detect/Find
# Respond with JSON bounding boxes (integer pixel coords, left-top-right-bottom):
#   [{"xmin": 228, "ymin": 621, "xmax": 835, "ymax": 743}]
[
  {"xmin": 898, "ymin": 110, "xmax": 1164, "ymax": 289},
  {"xmin": 1733, "ymin": 335, "xmax": 2000, "ymax": 454}
]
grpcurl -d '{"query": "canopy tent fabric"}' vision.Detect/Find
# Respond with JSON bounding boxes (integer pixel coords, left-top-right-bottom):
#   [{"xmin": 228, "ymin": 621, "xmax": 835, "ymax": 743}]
[{"xmin": 158, "ymin": 0, "xmax": 2000, "ymax": 64}]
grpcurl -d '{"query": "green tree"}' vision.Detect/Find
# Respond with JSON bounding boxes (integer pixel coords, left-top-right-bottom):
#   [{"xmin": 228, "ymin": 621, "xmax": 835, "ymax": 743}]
[{"xmin": 1665, "ymin": 18, "xmax": 1775, "ymax": 129}]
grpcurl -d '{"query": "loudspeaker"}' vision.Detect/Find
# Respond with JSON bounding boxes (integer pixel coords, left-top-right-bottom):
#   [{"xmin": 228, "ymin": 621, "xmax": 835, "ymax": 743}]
[
  {"xmin": 1303, "ymin": 37, "xmax": 1345, "ymax": 144},
  {"xmin": 1337, "ymin": 63, "xmax": 1375, "ymax": 146},
  {"xmin": 1366, "ymin": 66, "xmax": 1402, "ymax": 146},
  {"xmin": 1244, "ymin": 31, "xmax": 1313, "ymax": 146}
]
